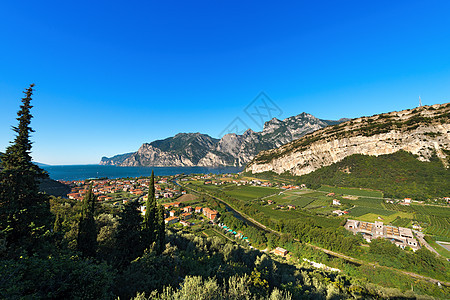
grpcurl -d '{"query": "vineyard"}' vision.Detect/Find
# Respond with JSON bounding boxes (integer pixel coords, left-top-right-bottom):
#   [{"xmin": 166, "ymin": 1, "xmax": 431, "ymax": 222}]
[
  {"xmin": 415, "ymin": 214, "xmax": 450, "ymax": 239},
  {"xmin": 318, "ymin": 185, "xmax": 383, "ymax": 198}
]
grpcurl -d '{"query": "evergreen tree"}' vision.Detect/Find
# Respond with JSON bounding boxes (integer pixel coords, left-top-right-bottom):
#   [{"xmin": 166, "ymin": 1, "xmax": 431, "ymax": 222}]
[
  {"xmin": 77, "ymin": 185, "xmax": 97, "ymax": 257},
  {"xmin": 0, "ymin": 84, "xmax": 52, "ymax": 255},
  {"xmin": 143, "ymin": 170, "xmax": 157, "ymax": 248},
  {"xmin": 156, "ymin": 204, "xmax": 165, "ymax": 254},
  {"xmin": 114, "ymin": 200, "xmax": 144, "ymax": 268},
  {"xmin": 53, "ymin": 213, "xmax": 62, "ymax": 233}
]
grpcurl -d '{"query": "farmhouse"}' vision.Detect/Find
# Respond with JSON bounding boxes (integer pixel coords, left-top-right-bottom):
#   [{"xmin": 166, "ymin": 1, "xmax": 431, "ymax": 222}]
[
  {"xmin": 181, "ymin": 212, "xmax": 192, "ymax": 220},
  {"xmin": 332, "ymin": 210, "xmax": 347, "ymax": 216},
  {"xmin": 180, "ymin": 220, "xmax": 191, "ymax": 226},
  {"xmin": 273, "ymin": 247, "xmax": 288, "ymax": 257},
  {"xmin": 184, "ymin": 206, "xmax": 193, "ymax": 213},
  {"xmin": 203, "ymin": 207, "xmax": 218, "ymax": 220},
  {"xmin": 165, "ymin": 216, "xmax": 179, "ymax": 225},
  {"xmin": 332, "ymin": 199, "xmax": 341, "ymax": 206}
]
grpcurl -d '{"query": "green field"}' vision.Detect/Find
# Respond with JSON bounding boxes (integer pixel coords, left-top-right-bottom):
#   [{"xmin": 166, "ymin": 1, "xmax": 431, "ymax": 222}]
[
  {"xmin": 348, "ymin": 206, "xmax": 396, "ymax": 217},
  {"xmin": 342, "ymin": 197, "xmax": 385, "ymax": 209},
  {"xmin": 391, "ymin": 217, "xmax": 411, "ymax": 228},
  {"xmin": 221, "ymin": 185, "xmax": 279, "ymax": 201},
  {"xmin": 202, "ymin": 228, "xmax": 227, "ymax": 241},
  {"xmin": 304, "ymin": 198, "xmax": 330, "ymax": 210},
  {"xmin": 266, "ymin": 190, "xmax": 321, "ymax": 208},
  {"xmin": 318, "ymin": 185, "xmax": 383, "ymax": 198},
  {"xmin": 382, "ymin": 202, "xmax": 417, "ymax": 213}
]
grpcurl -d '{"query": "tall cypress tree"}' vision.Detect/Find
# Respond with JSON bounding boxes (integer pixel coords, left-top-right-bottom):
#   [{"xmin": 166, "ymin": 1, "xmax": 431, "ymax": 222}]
[
  {"xmin": 156, "ymin": 204, "xmax": 165, "ymax": 254},
  {"xmin": 114, "ymin": 200, "xmax": 143, "ymax": 268},
  {"xmin": 143, "ymin": 170, "xmax": 157, "ymax": 248},
  {"xmin": 0, "ymin": 84, "xmax": 52, "ymax": 255},
  {"xmin": 77, "ymin": 185, "xmax": 97, "ymax": 257}
]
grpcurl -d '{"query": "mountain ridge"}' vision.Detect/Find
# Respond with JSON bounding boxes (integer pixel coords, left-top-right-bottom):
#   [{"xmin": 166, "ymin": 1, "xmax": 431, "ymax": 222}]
[
  {"xmin": 246, "ymin": 103, "xmax": 450, "ymax": 176},
  {"xmin": 100, "ymin": 112, "xmax": 345, "ymax": 167}
]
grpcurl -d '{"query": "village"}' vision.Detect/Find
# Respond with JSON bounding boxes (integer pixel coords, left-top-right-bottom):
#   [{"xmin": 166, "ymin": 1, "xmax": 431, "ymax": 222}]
[
  {"xmin": 59, "ymin": 173, "xmax": 301, "ymax": 260},
  {"xmin": 62, "ymin": 176, "xmax": 179, "ymax": 203}
]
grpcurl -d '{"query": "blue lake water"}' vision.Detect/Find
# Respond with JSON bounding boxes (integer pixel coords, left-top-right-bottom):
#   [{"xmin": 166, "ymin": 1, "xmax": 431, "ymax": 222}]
[{"xmin": 41, "ymin": 165, "xmax": 243, "ymax": 181}]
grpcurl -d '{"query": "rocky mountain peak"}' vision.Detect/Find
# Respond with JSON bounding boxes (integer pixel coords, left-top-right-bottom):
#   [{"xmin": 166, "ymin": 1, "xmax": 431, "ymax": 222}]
[
  {"xmin": 100, "ymin": 111, "xmax": 345, "ymax": 167},
  {"xmin": 246, "ymin": 103, "xmax": 450, "ymax": 176}
]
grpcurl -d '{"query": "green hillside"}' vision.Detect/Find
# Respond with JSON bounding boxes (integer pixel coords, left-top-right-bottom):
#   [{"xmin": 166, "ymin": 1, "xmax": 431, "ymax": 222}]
[{"xmin": 296, "ymin": 150, "xmax": 449, "ymax": 200}]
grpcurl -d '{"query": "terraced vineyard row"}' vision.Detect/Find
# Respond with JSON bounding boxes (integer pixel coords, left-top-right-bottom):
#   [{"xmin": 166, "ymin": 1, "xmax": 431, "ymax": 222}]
[
  {"xmin": 414, "ymin": 214, "xmax": 450, "ymax": 238},
  {"xmin": 382, "ymin": 202, "xmax": 416, "ymax": 213}
]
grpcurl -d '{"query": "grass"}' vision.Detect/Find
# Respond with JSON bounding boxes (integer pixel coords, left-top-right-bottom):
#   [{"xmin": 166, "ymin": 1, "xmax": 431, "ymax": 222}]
[
  {"xmin": 349, "ymin": 206, "xmax": 395, "ymax": 217},
  {"xmin": 391, "ymin": 217, "xmax": 411, "ymax": 228},
  {"xmin": 253, "ymin": 204, "xmax": 306, "ymax": 221},
  {"xmin": 202, "ymin": 228, "xmax": 227, "ymax": 242},
  {"xmin": 304, "ymin": 198, "xmax": 330, "ymax": 209},
  {"xmin": 318, "ymin": 185, "xmax": 383, "ymax": 198},
  {"xmin": 265, "ymin": 190, "xmax": 319, "ymax": 208},
  {"xmin": 382, "ymin": 202, "xmax": 417, "ymax": 213},
  {"xmin": 221, "ymin": 185, "xmax": 279, "ymax": 201},
  {"xmin": 427, "ymin": 239, "xmax": 450, "ymax": 259},
  {"xmin": 351, "ymin": 212, "xmax": 414, "ymax": 223},
  {"xmin": 412, "ymin": 204, "xmax": 450, "ymax": 218}
]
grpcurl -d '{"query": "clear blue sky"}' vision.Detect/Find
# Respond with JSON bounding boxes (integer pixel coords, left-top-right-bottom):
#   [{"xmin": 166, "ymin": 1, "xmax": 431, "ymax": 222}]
[{"xmin": 1, "ymin": 1, "xmax": 449, "ymax": 165}]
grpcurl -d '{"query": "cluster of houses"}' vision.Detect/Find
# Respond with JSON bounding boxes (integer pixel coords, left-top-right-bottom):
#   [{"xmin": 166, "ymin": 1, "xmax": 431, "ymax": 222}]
[
  {"xmin": 62, "ymin": 177, "xmax": 180, "ymax": 202},
  {"xmin": 345, "ymin": 219, "xmax": 420, "ymax": 251},
  {"xmin": 271, "ymin": 203, "xmax": 297, "ymax": 210},
  {"xmin": 184, "ymin": 173, "xmax": 305, "ymax": 189},
  {"xmin": 154, "ymin": 202, "xmax": 219, "ymax": 226}
]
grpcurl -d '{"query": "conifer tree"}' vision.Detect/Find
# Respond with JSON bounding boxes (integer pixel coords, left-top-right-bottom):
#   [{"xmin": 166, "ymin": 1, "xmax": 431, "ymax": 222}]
[
  {"xmin": 143, "ymin": 170, "xmax": 157, "ymax": 247},
  {"xmin": 0, "ymin": 84, "xmax": 52, "ymax": 255},
  {"xmin": 53, "ymin": 213, "xmax": 62, "ymax": 233},
  {"xmin": 156, "ymin": 204, "xmax": 165, "ymax": 254},
  {"xmin": 114, "ymin": 200, "xmax": 143, "ymax": 268},
  {"xmin": 77, "ymin": 185, "xmax": 97, "ymax": 257}
]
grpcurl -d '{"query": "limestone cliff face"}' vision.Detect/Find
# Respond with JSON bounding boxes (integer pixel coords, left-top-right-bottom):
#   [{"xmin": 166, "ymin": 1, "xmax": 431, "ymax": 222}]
[
  {"xmin": 99, "ymin": 113, "xmax": 345, "ymax": 167},
  {"xmin": 246, "ymin": 103, "xmax": 450, "ymax": 176},
  {"xmin": 120, "ymin": 144, "xmax": 194, "ymax": 167}
]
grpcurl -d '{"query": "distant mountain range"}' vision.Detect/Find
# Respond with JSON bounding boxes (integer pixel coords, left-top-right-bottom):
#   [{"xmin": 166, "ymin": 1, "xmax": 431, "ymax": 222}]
[{"xmin": 100, "ymin": 113, "xmax": 348, "ymax": 167}]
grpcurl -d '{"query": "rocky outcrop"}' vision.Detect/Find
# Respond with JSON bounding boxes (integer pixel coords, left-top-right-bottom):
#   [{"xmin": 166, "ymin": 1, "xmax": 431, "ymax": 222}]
[
  {"xmin": 246, "ymin": 103, "xmax": 450, "ymax": 176},
  {"xmin": 100, "ymin": 112, "xmax": 344, "ymax": 167}
]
